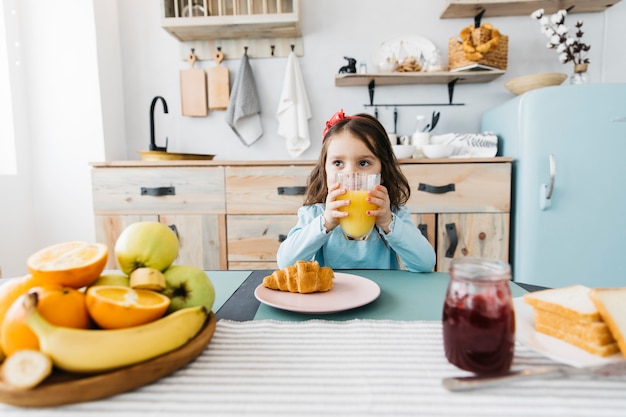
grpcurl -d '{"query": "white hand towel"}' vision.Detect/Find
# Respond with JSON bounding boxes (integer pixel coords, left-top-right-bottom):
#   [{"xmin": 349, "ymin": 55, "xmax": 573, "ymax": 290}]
[
  {"xmin": 276, "ymin": 51, "xmax": 312, "ymax": 158},
  {"xmin": 225, "ymin": 53, "xmax": 263, "ymax": 146}
]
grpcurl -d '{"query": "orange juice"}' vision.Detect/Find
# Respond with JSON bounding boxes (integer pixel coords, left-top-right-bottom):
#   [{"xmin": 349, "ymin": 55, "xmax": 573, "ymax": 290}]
[{"xmin": 337, "ymin": 190, "xmax": 378, "ymax": 238}]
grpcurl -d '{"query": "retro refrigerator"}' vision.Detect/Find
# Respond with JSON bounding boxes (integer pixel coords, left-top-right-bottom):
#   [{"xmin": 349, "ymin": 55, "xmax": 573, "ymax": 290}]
[{"xmin": 481, "ymin": 83, "xmax": 626, "ymax": 288}]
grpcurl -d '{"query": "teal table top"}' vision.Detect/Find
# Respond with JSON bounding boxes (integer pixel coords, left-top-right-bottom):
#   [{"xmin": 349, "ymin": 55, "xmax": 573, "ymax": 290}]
[
  {"xmin": 205, "ymin": 269, "xmax": 528, "ymax": 322},
  {"xmin": 203, "ymin": 270, "xmax": 251, "ymax": 311}
]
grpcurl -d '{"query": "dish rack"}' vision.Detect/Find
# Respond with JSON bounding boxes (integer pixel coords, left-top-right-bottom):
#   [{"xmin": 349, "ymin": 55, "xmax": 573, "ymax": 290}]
[{"xmin": 160, "ymin": 0, "xmax": 302, "ymax": 58}]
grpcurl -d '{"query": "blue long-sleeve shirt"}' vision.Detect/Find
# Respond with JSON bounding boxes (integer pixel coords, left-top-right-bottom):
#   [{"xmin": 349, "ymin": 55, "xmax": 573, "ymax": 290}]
[{"xmin": 276, "ymin": 204, "xmax": 436, "ymax": 272}]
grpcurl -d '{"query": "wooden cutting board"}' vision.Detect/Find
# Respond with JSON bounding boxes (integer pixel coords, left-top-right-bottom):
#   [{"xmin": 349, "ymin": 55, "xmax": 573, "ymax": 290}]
[
  {"xmin": 0, "ymin": 313, "xmax": 216, "ymax": 408},
  {"xmin": 180, "ymin": 51, "xmax": 208, "ymax": 117},
  {"xmin": 208, "ymin": 50, "xmax": 229, "ymax": 110}
]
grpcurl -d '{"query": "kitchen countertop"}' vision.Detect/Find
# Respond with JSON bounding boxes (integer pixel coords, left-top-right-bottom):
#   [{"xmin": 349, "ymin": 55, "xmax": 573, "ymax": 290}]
[{"xmin": 90, "ymin": 157, "xmax": 513, "ymax": 168}]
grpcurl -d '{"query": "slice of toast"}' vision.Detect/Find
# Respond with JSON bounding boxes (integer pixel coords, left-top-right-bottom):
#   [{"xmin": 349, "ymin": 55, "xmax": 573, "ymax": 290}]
[
  {"xmin": 589, "ymin": 288, "xmax": 626, "ymax": 357},
  {"xmin": 524, "ymin": 285, "xmax": 601, "ymax": 322},
  {"xmin": 535, "ymin": 322, "xmax": 620, "ymax": 357},
  {"xmin": 533, "ymin": 308, "xmax": 615, "ymax": 345}
]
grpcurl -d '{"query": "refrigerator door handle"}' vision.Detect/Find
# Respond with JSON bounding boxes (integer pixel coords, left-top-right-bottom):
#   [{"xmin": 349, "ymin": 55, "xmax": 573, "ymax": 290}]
[{"xmin": 540, "ymin": 154, "xmax": 556, "ymax": 210}]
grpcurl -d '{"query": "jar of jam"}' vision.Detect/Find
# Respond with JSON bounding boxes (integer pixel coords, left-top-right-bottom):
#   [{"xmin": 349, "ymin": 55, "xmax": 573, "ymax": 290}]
[{"xmin": 442, "ymin": 257, "xmax": 515, "ymax": 374}]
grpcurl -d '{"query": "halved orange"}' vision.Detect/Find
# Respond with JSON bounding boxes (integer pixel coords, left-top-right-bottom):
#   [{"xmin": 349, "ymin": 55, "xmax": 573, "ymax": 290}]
[
  {"xmin": 85, "ymin": 285, "xmax": 170, "ymax": 329},
  {"xmin": 27, "ymin": 242, "xmax": 108, "ymax": 289}
]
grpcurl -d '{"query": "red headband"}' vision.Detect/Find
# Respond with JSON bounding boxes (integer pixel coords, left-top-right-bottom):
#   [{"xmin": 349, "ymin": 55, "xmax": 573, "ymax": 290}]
[{"xmin": 322, "ymin": 109, "xmax": 357, "ymax": 140}]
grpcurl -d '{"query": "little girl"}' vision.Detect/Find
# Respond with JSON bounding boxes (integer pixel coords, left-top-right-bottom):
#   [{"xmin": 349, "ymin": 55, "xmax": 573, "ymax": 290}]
[{"xmin": 276, "ymin": 109, "xmax": 436, "ymax": 272}]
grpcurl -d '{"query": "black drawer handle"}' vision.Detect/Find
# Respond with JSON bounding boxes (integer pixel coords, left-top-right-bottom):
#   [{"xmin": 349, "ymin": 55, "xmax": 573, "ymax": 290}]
[
  {"xmin": 277, "ymin": 186, "xmax": 306, "ymax": 196},
  {"xmin": 278, "ymin": 234, "xmax": 287, "ymax": 243},
  {"xmin": 418, "ymin": 224, "xmax": 428, "ymax": 239},
  {"xmin": 418, "ymin": 183, "xmax": 455, "ymax": 194},
  {"xmin": 445, "ymin": 223, "xmax": 458, "ymax": 258},
  {"xmin": 141, "ymin": 186, "xmax": 175, "ymax": 196},
  {"xmin": 169, "ymin": 224, "xmax": 179, "ymax": 240}
]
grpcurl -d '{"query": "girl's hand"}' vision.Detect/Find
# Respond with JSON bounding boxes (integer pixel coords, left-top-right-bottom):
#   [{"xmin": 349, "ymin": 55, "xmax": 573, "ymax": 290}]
[
  {"xmin": 367, "ymin": 184, "xmax": 393, "ymax": 233},
  {"xmin": 323, "ymin": 182, "xmax": 349, "ymax": 232}
]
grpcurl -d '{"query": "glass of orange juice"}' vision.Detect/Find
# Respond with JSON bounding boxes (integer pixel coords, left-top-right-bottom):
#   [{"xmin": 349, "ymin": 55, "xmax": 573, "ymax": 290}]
[{"xmin": 335, "ymin": 173, "xmax": 381, "ymax": 240}]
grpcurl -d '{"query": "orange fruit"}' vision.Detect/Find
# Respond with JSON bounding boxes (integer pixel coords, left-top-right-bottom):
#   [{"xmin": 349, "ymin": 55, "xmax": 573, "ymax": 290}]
[
  {"xmin": 27, "ymin": 241, "xmax": 108, "ymax": 289},
  {"xmin": 0, "ymin": 285, "xmax": 91, "ymax": 356},
  {"xmin": 85, "ymin": 286, "xmax": 170, "ymax": 330},
  {"xmin": 0, "ymin": 275, "xmax": 40, "ymax": 328}
]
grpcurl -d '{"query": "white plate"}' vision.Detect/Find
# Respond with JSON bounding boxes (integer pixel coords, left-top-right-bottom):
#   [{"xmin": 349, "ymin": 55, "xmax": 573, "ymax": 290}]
[
  {"xmin": 514, "ymin": 297, "xmax": 624, "ymax": 368},
  {"xmin": 254, "ymin": 272, "xmax": 381, "ymax": 314},
  {"xmin": 373, "ymin": 35, "xmax": 438, "ymax": 71}
]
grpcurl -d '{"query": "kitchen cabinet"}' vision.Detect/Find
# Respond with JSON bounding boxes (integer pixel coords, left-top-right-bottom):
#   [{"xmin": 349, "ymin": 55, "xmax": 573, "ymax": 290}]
[
  {"xmin": 401, "ymin": 159, "xmax": 511, "ymax": 271},
  {"xmin": 91, "ymin": 158, "xmax": 511, "ymax": 272},
  {"xmin": 224, "ymin": 164, "xmax": 312, "ymax": 269},
  {"xmin": 440, "ymin": 0, "xmax": 621, "ymax": 19},
  {"xmin": 91, "ymin": 165, "xmax": 227, "ymax": 270},
  {"xmin": 160, "ymin": 0, "xmax": 301, "ymax": 42}
]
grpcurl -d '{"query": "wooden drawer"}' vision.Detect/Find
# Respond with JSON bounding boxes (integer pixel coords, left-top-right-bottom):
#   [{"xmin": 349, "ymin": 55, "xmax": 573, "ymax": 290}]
[
  {"xmin": 92, "ymin": 167, "xmax": 225, "ymax": 214},
  {"xmin": 436, "ymin": 213, "xmax": 510, "ymax": 272},
  {"xmin": 225, "ymin": 166, "xmax": 312, "ymax": 214},
  {"xmin": 226, "ymin": 214, "xmax": 298, "ymax": 263},
  {"xmin": 402, "ymin": 163, "xmax": 510, "ymax": 214}
]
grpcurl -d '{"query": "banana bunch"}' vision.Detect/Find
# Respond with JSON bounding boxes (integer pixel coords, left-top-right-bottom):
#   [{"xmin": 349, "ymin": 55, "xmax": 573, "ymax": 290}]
[{"xmin": 22, "ymin": 292, "xmax": 208, "ymax": 373}]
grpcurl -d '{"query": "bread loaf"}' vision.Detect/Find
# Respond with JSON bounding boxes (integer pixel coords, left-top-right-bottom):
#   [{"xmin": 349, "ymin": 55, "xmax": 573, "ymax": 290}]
[
  {"xmin": 523, "ymin": 285, "xmax": 619, "ymax": 357},
  {"xmin": 263, "ymin": 261, "xmax": 334, "ymax": 294},
  {"xmin": 589, "ymin": 288, "xmax": 626, "ymax": 358}
]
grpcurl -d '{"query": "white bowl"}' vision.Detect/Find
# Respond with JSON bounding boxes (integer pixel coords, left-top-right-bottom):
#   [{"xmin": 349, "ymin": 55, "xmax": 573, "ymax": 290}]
[
  {"xmin": 422, "ymin": 144, "xmax": 454, "ymax": 159},
  {"xmin": 392, "ymin": 145, "xmax": 415, "ymax": 159}
]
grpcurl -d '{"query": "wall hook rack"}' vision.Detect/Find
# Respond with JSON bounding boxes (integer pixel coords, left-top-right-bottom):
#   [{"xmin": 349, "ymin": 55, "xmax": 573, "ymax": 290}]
[{"xmin": 179, "ymin": 38, "xmax": 303, "ymax": 60}]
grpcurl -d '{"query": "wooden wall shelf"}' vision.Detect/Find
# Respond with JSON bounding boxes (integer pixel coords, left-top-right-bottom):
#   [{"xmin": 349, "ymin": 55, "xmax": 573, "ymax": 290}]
[
  {"xmin": 160, "ymin": 0, "xmax": 301, "ymax": 42},
  {"xmin": 440, "ymin": 0, "xmax": 622, "ymax": 19},
  {"xmin": 335, "ymin": 70, "xmax": 505, "ymax": 87}
]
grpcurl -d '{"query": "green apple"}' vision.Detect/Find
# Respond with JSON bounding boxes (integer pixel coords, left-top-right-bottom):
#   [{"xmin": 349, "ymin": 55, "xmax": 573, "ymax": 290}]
[
  {"xmin": 163, "ymin": 265, "xmax": 215, "ymax": 314},
  {"xmin": 89, "ymin": 273, "xmax": 130, "ymax": 288},
  {"xmin": 114, "ymin": 221, "xmax": 179, "ymax": 275}
]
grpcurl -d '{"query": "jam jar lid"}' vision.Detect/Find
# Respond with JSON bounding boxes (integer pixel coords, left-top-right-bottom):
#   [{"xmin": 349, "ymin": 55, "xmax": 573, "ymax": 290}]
[{"xmin": 449, "ymin": 257, "xmax": 511, "ymax": 282}]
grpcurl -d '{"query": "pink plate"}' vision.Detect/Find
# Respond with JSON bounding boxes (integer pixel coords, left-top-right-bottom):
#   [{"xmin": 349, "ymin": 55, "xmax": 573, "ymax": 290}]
[{"xmin": 254, "ymin": 272, "xmax": 381, "ymax": 314}]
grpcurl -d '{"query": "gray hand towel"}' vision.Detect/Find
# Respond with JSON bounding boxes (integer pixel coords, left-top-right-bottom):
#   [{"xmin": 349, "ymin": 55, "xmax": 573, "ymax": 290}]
[{"xmin": 225, "ymin": 53, "xmax": 263, "ymax": 146}]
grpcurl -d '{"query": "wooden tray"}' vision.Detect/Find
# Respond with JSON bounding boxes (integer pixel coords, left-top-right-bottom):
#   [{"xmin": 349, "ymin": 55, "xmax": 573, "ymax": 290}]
[
  {"xmin": 0, "ymin": 312, "xmax": 217, "ymax": 408},
  {"xmin": 137, "ymin": 151, "xmax": 215, "ymax": 161}
]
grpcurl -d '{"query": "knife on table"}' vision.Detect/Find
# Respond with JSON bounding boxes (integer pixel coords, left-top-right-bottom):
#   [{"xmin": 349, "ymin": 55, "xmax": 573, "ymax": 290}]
[{"xmin": 442, "ymin": 361, "xmax": 626, "ymax": 391}]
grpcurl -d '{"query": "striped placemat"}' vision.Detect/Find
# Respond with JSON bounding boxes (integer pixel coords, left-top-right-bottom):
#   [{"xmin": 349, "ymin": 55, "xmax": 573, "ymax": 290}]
[{"xmin": 2, "ymin": 320, "xmax": 625, "ymax": 416}]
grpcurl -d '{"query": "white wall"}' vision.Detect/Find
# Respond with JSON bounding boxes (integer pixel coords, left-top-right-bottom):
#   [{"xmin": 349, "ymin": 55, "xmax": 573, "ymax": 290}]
[
  {"xmin": 1, "ymin": 0, "xmax": 625, "ymax": 277},
  {"xmin": 118, "ymin": 0, "xmax": 626, "ymax": 161},
  {"xmin": 0, "ymin": 0, "xmax": 107, "ymax": 277}
]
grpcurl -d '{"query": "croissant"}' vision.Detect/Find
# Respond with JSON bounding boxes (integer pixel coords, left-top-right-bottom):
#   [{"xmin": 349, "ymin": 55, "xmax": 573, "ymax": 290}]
[{"xmin": 263, "ymin": 261, "xmax": 334, "ymax": 293}]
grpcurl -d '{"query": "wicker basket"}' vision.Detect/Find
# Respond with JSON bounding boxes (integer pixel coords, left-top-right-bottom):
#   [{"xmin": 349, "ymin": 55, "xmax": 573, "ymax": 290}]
[{"xmin": 448, "ymin": 26, "xmax": 508, "ymax": 70}]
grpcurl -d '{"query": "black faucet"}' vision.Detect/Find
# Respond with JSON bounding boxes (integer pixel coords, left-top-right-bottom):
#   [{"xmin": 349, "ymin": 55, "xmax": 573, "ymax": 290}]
[{"xmin": 150, "ymin": 96, "xmax": 168, "ymax": 152}]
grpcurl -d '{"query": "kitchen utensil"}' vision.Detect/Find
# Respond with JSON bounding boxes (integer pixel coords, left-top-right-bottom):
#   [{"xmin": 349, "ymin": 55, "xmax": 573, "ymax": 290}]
[
  {"xmin": 429, "ymin": 111, "xmax": 440, "ymax": 132},
  {"xmin": 393, "ymin": 106, "xmax": 398, "ymax": 134},
  {"xmin": 208, "ymin": 49, "xmax": 230, "ymax": 110},
  {"xmin": 443, "ymin": 361, "xmax": 626, "ymax": 392},
  {"xmin": 180, "ymin": 50, "xmax": 208, "ymax": 116},
  {"xmin": 0, "ymin": 314, "xmax": 217, "ymax": 407}
]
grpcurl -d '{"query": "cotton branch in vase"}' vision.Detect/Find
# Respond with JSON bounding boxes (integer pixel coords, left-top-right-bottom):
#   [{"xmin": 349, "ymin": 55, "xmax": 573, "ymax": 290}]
[{"xmin": 531, "ymin": 8, "xmax": 590, "ymax": 67}]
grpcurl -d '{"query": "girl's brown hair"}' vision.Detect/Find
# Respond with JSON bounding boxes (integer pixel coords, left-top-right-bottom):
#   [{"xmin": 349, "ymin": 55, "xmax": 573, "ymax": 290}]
[{"xmin": 304, "ymin": 113, "xmax": 410, "ymax": 210}]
